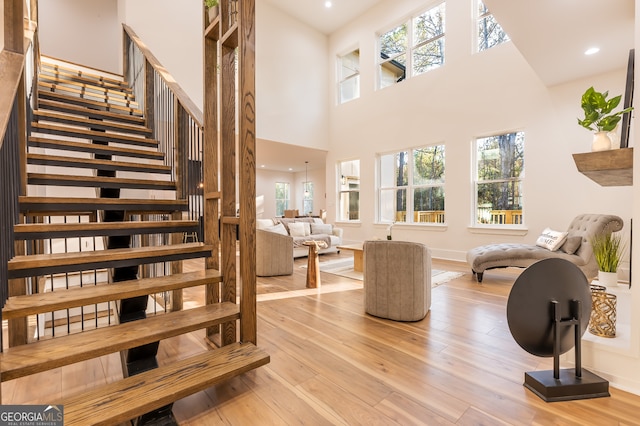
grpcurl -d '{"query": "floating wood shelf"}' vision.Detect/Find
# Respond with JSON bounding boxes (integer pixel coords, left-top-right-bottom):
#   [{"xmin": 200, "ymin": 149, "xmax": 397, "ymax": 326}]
[{"xmin": 572, "ymin": 147, "xmax": 633, "ymax": 187}]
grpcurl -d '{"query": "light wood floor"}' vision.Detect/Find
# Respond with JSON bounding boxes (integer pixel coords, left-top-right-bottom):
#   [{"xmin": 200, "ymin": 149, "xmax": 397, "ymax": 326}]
[{"xmin": 3, "ymin": 252, "xmax": 640, "ymax": 425}]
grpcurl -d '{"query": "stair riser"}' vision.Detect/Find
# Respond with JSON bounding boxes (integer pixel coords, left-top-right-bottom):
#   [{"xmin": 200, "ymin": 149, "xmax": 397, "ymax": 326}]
[{"xmin": 15, "ymin": 225, "xmax": 198, "ymax": 240}]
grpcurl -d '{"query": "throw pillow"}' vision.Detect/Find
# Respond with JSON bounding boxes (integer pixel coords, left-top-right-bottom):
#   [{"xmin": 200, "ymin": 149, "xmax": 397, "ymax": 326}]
[
  {"xmin": 311, "ymin": 223, "xmax": 333, "ymax": 235},
  {"xmin": 560, "ymin": 236, "xmax": 582, "ymax": 255},
  {"xmin": 312, "ymin": 218, "xmax": 324, "ymax": 225},
  {"xmin": 264, "ymin": 223, "xmax": 288, "ymax": 236},
  {"xmin": 256, "ymin": 218, "xmax": 274, "ymax": 229},
  {"xmin": 535, "ymin": 228, "xmax": 568, "ymax": 251},
  {"xmin": 288, "ymin": 222, "xmax": 306, "ymax": 237},
  {"xmin": 302, "ymin": 222, "xmax": 311, "ymax": 236}
]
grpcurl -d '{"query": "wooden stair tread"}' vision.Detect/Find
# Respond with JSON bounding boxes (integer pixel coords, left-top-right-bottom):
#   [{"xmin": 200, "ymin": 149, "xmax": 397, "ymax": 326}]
[
  {"xmin": 37, "ymin": 99, "xmax": 145, "ymax": 125},
  {"xmin": 61, "ymin": 342, "xmax": 269, "ymax": 426},
  {"xmin": 27, "ymin": 153, "xmax": 171, "ymax": 174},
  {"xmin": 19, "ymin": 196, "xmax": 187, "ymax": 214},
  {"xmin": 8, "ymin": 242, "xmax": 212, "ymax": 278},
  {"xmin": 14, "ymin": 219, "xmax": 199, "ymax": 239},
  {"xmin": 40, "ymin": 67, "xmax": 133, "ymax": 93},
  {"xmin": 41, "ymin": 61, "xmax": 129, "ymax": 88},
  {"xmin": 38, "ymin": 76, "xmax": 136, "ymax": 100},
  {"xmin": 33, "ymin": 109, "xmax": 151, "ymax": 135},
  {"xmin": 2, "ymin": 269, "xmax": 220, "ymax": 319},
  {"xmin": 0, "ymin": 302, "xmax": 238, "ymax": 381},
  {"xmin": 29, "ymin": 136, "xmax": 164, "ymax": 160},
  {"xmin": 38, "ymin": 90, "xmax": 143, "ymax": 116},
  {"xmin": 27, "ymin": 173, "xmax": 176, "ymax": 190},
  {"xmin": 39, "ymin": 81, "xmax": 139, "ymax": 107},
  {"xmin": 32, "ymin": 122, "xmax": 157, "ymax": 148}
]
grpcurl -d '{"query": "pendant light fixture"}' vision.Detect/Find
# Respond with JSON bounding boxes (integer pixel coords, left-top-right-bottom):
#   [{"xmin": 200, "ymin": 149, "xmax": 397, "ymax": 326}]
[{"xmin": 304, "ymin": 161, "xmax": 310, "ymax": 197}]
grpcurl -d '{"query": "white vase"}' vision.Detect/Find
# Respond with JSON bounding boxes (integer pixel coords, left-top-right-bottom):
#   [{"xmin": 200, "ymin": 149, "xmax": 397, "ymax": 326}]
[
  {"xmin": 598, "ymin": 270, "xmax": 618, "ymax": 287},
  {"xmin": 592, "ymin": 131, "xmax": 612, "ymax": 151},
  {"xmin": 208, "ymin": 5, "xmax": 219, "ymax": 23}
]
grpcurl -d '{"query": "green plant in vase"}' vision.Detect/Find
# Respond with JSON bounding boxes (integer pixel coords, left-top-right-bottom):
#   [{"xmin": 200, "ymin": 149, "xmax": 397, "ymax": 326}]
[
  {"xmin": 205, "ymin": 0, "xmax": 219, "ymax": 23},
  {"xmin": 590, "ymin": 232, "xmax": 625, "ymax": 286},
  {"xmin": 578, "ymin": 86, "xmax": 633, "ymax": 151}
]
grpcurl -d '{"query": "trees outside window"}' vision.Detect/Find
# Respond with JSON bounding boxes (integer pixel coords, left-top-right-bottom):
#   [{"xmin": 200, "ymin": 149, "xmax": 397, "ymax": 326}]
[
  {"xmin": 275, "ymin": 182, "xmax": 290, "ymax": 217},
  {"xmin": 477, "ymin": 0, "xmax": 510, "ymax": 52},
  {"xmin": 475, "ymin": 132, "xmax": 524, "ymax": 225},
  {"xmin": 378, "ymin": 2, "xmax": 445, "ymax": 89},
  {"xmin": 338, "ymin": 160, "xmax": 360, "ymax": 221},
  {"xmin": 338, "ymin": 49, "xmax": 360, "ymax": 104},
  {"xmin": 379, "ymin": 145, "xmax": 445, "ymax": 224}
]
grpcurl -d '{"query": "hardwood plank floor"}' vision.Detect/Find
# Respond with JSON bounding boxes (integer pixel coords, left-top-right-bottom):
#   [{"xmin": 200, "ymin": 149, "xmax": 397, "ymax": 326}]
[{"xmin": 4, "ymin": 252, "xmax": 640, "ymax": 425}]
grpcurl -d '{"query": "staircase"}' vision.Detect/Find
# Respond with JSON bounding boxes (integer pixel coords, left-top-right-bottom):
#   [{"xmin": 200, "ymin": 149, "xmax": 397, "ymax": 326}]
[{"xmin": 1, "ymin": 59, "xmax": 268, "ymax": 425}]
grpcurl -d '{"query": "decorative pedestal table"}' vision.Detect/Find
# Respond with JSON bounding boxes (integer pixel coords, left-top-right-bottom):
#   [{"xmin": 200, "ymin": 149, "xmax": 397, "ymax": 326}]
[{"xmin": 303, "ymin": 240, "xmax": 328, "ymax": 288}]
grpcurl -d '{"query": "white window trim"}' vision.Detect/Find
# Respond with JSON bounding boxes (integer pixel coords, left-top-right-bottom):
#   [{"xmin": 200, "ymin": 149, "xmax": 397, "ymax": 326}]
[
  {"xmin": 376, "ymin": 1, "xmax": 446, "ymax": 89},
  {"xmin": 377, "ymin": 144, "xmax": 446, "ymax": 225},
  {"xmin": 471, "ymin": 131, "xmax": 525, "ymax": 230}
]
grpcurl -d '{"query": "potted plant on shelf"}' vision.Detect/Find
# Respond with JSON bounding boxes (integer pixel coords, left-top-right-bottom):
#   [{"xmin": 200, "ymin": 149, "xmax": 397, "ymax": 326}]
[
  {"xmin": 590, "ymin": 231, "xmax": 625, "ymax": 287},
  {"xmin": 205, "ymin": 0, "xmax": 219, "ymax": 24},
  {"xmin": 578, "ymin": 86, "xmax": 633, "ymax": 152}
]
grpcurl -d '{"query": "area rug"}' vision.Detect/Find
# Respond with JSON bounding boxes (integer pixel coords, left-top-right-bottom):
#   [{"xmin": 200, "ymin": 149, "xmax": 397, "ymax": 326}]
[{"xmin": 303, "ymin": 257, "xmax": 464, "ymax": 287}]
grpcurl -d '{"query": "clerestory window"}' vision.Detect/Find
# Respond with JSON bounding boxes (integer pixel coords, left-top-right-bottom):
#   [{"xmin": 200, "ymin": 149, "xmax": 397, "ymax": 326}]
[{"xmin": 377, "ymin": 2, "xmax": 446, "ymax": 89}]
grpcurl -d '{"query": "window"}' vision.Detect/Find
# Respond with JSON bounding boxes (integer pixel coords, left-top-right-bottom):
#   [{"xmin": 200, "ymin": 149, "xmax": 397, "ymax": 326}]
[
  {"xmin": 338, "ymin": 49, "xmax": 360, "ymax": 104},
  {"xmin": 338, "ymin": 160, "xmax": 360, "ymax": 221},
  {"xmin": 303, "ymin": 182, "xmax": 313, "ymax": 215},
  {"xmin": 378, "ymin": 2, "xmax": 445, "ymax": 89},
  {"xmin": 477, "ymin": 1, "xmax": 510, "ymax": 52},
  {"xmin": 379, "ymin": 145, "xmax": 445, "ymax": 224},
  {"xmin": 275, "ymin": 182, "xmax": 290, "ymax": 217},
  {"xmin": 474, "ymin": 132, "xmax": 524, "ymax": 225}
]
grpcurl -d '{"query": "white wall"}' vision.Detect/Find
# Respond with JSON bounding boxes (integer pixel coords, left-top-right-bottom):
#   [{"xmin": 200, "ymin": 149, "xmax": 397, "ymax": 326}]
[
  {"xmin": 120, "ymin": 0, "xmax": 204, "ymax": 110},
  {"xmin": 38, "ymin": 0, "xmax": 120, "ymax": 74},
  {"xmin": 256, "ymin": 2, "xmax": 329, "ymax": 150},
  {"xmin": 326, "ymin": 0, "xmax": 633, "ymax": 263}
]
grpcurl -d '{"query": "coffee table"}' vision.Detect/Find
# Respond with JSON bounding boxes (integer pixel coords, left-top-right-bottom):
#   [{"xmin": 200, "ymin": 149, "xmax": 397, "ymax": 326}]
[{"xmin": 336, "ymin": 243, "xmax": 364, "ymax": 272}]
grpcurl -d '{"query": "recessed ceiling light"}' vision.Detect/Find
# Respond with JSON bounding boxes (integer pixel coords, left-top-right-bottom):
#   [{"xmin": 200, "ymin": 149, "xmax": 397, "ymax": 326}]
[
  {"xmin": 288, "ymin": 168, "xmax": 293, "ymax": 171},
  {"xmin": 325, "ymin": 1, "xmax": 332, "ymax": 8},
  {"xmin": 585, "ymin": 47, "xmax": 600, "ymax": 55},
  {"xmin": 260, "ymin": 164, "xmax": 265, "ymax": 168}
]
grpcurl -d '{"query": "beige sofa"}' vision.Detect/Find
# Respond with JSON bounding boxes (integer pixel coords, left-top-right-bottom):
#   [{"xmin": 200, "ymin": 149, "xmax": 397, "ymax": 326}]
[{"xmin": 256, "ymin": 217, "xmax": 343, "ymax": 259}]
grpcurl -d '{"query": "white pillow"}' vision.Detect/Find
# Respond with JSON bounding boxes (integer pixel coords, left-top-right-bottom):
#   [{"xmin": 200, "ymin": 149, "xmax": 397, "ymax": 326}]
[
  {"xmin": 264, "ymin": 223, "xmax": 288, "ymax": 236},
  {"xmin": 312, "ymin": 218, "xmax": 324, "ymax": 225},
  {"xmin": 256, "ymin": 218, "xmax": 274, "ymax": 229},
  {"xmin": 302, "ymin": 222, "xmax": 311, "ymax": 236},
  {"xmin": 311, "ymin": 223, "xmax": 333, "ymax": 235},
  {"xmin": 288, "ymin": 222, "xmax": 306, "ymax": 237},
  {"xmin": 536, "ymin": 228, "xmax": 568, "ymax": 251}
]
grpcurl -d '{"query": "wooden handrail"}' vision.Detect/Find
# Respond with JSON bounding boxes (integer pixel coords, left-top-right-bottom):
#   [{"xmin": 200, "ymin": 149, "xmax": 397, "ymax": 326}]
[
  {"xmin": 0, "ymin": 51, "xmax": 26, "ymax": 146},
  {"xmin": 122, "ymin": 24, "xmax": 204, "ymax": 127}
]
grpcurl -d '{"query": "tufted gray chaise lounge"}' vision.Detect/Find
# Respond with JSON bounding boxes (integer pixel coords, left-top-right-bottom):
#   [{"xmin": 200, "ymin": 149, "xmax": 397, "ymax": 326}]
[{"xmin": 466, "ymin": 214, "xmax": 624, "ymax": 283}]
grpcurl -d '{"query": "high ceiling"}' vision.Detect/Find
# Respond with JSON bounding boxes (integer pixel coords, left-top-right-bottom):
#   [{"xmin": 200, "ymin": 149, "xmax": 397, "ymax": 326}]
[
  {"xmin": 263, "ymin": 0, "xmax": 385, "ymax": 35},
  {"xmin": 484, "ymin": 0, "xmax": 634, "ymax": 87},
  {"xmin": 259, "ymin": 0, "xmax": 635, "ymax": 172}
]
